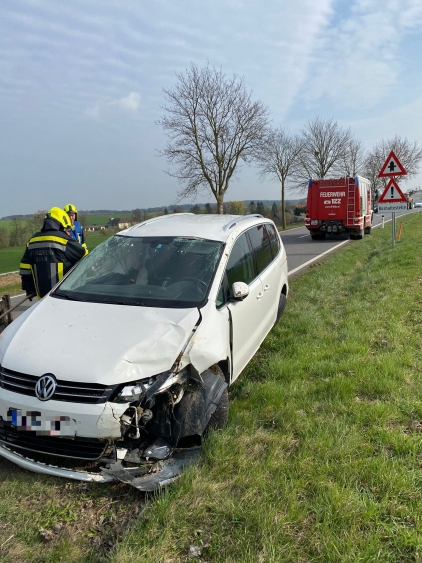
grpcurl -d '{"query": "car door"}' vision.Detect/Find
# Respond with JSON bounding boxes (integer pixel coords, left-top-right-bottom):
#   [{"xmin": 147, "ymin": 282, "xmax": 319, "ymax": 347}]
[
  {"xmin": 246, "ymin": 224, "xmax": 281, "ymax": 334},
  {"xmin": 224, "ymin": 232, "xmax": 265, "ymax": 380}
]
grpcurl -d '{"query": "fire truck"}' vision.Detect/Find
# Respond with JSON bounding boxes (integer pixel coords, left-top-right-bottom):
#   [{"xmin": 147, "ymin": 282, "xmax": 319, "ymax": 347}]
[{"xmin": 305, "ymin": 176, "xmax": 372, "ymax": 240}]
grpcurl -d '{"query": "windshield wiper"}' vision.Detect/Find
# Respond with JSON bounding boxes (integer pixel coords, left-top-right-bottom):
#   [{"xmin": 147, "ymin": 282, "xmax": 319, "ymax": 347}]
[{"xmin": 53, "ymin": 292, "xmax": 83, "ymax": 301}]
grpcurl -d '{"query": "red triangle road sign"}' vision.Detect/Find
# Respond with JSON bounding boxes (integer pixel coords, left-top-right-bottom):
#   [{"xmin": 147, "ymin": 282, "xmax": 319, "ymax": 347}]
[
  {"xmin": 378, "ymin": 150, "xmax": 407, "ymax": 177},
  {"xmin": 378, "ymin": 178, "xmax": 407, "ymax": 203}
]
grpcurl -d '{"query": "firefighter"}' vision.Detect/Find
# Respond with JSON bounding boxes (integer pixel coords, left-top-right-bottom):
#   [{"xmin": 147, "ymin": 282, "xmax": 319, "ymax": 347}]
[
  {"xmin": 63, "ymin": 203, "xmax": 87, "ymax": 250},
  {"xmin": 19, "ymin": 207, "xmax": 87, "ymax": 300}
]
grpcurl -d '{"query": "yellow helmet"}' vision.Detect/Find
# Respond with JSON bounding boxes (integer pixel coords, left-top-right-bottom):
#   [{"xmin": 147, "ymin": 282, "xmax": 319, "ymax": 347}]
[
  {"xmin": 47, "ymin": 207, "xmax": 72, "ymax": 230},
  {"xmin": 64, "ymin": 203, "xmax": 78, "ymax": 218}
]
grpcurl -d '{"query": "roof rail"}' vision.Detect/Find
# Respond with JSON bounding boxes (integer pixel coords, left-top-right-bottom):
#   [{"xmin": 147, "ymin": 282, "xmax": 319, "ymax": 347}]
[
  {"xmin": 126, "ymin": 213, "xmax": 195, "ymax": 231},
  {"xmin": 222, "ymin": 214, "xmax": 263, "ymax": 231}
]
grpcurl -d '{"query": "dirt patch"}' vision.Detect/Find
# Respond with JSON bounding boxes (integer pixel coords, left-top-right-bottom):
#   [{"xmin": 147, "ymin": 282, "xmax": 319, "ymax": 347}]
[{"xmin": 0, "ymin": 274, "xmax": 20, "ymax": 288}]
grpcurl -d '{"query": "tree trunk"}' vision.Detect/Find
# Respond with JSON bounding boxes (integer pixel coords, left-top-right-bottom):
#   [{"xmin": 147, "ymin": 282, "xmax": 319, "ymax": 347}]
[
  {"xmin": 216, "ymin": 196, "xmax": 224, "ymax": 214},
  {"xmin": 281, "ymin": 179, "xmax": 286, "ymax": 230}
]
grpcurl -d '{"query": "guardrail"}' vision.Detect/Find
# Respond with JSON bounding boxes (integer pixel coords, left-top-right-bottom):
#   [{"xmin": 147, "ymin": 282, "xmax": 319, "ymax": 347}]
[
  {"xmin": 0, "ymin": 293, "xmax": 35, "ymax": 332},
  {"xmin": 0, "ymin": 293, "xmax": 13, "ymax": 331}
]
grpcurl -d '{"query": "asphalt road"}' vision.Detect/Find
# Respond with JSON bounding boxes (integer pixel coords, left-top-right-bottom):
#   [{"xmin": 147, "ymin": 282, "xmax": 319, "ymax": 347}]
[
  {"xmin": 280, "ymin": 207, "xmax": 419, "ymax": 275},
  {"xmin": 9, "ymin": 208, "xmax": 420, "ymax": 321}
]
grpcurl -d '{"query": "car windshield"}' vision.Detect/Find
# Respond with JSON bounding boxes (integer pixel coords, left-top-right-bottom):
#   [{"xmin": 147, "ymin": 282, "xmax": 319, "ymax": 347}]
[{"xmin": 53, "ymin": 235, "xmax": 224, "ymax": 308}]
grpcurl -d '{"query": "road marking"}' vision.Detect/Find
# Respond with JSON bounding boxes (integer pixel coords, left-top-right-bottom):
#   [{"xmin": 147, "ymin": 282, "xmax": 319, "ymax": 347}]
[
  {"xmin": 288, "ymin": 240, "xmax": 350, "ymax": 276},
  {"xmin": 298, "ymin": 234, "xmax": 309, "ymax": 238}
]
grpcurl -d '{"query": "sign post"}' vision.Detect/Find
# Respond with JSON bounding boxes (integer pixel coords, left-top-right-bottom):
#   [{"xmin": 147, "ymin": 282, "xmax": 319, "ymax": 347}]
[{"xmin": 377, "ymin": 152, "xmax": 407, "ymax": 246}]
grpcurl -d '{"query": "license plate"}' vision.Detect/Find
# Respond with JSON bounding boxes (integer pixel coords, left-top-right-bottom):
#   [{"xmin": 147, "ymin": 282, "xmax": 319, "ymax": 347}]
[{"xmin": 7, "ymin": 409, "xmax": 76, "ymax": 437}]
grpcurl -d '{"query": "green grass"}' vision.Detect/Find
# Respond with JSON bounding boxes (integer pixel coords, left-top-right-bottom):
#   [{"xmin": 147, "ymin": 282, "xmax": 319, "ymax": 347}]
[
  {"xmin": 0, "ymin": 232, "xmax": 115, "ymax": 274},
  {"xmin": 0, "ymin": 246, "xmax": 25, "ymax": 273},
  {"xmin": 1, "ymin": 215, "xmax": 422, "ymax": 562}
]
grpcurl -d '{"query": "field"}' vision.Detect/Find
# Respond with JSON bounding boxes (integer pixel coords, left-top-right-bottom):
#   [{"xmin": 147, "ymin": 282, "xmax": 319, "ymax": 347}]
[
  {"xmin": 0, "ymin": 214, "xmax": 113, "ymax": 231},
  {"xmin": 0, "ymin": 232, "xmax": 114, "ymax": 275},
  {"xmin": 0, "ymin": 214, "xmax": 420, "ymax": 562}
]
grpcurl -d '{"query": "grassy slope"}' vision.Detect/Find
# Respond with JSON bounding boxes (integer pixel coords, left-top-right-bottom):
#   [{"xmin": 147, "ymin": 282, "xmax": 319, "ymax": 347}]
[
  {"xmin": 114, "ymin": 214, "xmax": 422, "ymax": 563},
  {"xmin": 0, "ymin": 214, "xmax": 421, "ymax": 562}
]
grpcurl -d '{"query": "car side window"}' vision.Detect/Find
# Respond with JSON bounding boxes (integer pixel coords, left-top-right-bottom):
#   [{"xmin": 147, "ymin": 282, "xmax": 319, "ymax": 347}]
[
  {"xmin": 247, "ymin": 224, "xmax": 273, "ymax": 274},
  {"xmin": 216, "ymin": 232, "xmax": 254, "ymax": 308},
  {"xmin": 265, "ymin": 224, "xmax": 280, "ymax": 258},
  {"xmin": 226, "ymin": 233, "xmax": 255, "ymax": 292}
]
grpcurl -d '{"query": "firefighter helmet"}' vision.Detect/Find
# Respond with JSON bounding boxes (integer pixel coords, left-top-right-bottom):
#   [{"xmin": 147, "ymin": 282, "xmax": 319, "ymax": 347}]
[
  {"xmin": 47, "ymin": 207, "xmax": 72, "ymax": 230},
  {"xmin": 64, "ymin": 203, "xmax": 78, "ymax": 219}
]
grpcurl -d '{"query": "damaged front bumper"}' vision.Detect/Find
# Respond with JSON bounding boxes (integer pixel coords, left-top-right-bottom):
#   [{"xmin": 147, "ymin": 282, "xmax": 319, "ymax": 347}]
[
  {"xmin": 0, "ymin": 442, "xmax": 201, "ymax": 491},
  {"xmin": 0, "ymin": 367, "xmax": 226, "ymax": 491}
]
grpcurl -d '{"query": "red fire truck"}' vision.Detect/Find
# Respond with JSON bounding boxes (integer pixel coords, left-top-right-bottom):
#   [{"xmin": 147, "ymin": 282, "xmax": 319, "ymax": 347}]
[{"xmin": 305, "ymin": 176, "xmax": 372, "ymax": 240}]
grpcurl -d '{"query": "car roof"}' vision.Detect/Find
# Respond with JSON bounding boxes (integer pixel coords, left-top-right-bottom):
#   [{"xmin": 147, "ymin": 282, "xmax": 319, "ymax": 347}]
[{"xmin": 118, "ymin": 213, "xmax": 271, "ymax": 242}]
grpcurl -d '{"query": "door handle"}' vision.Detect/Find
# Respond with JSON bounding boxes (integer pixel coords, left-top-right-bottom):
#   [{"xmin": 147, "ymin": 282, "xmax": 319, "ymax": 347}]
[
  {"xmin": 264, "ymin": 284, "xmax": 270, "ymax": 291},
  {"xmin": 256, "ymin": 292, "xmax": 263, "ymax": 299}
]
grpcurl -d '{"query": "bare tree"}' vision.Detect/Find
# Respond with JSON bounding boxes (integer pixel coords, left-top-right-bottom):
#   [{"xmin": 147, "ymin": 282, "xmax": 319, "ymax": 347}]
[
  {"xmin": 254, "ymin": 127, "xmax": 304, "ymax": 229},
  {"xmin": 294, "ymin": 117, "xmax": 355, "ymax": 191},
  {"xmin": 158, "ymin": 63, "xmax": 270, "ymax": 214},
  {"xmin": 364, "ymin": 135, "xmax": 422, "ymax": 199},
  {"xmin": 340, "ymin": 138, "xmax": 366, "ymax": 177}
]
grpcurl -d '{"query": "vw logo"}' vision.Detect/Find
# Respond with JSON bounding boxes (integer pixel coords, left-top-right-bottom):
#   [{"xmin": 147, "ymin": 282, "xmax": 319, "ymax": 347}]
[{"xmin": 35, "ymin": 374, "xmax": 57, "ymax": 401}]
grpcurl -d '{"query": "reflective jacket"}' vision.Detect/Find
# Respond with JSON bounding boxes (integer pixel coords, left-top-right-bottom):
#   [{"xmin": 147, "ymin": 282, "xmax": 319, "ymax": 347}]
[
  {"xmin": 68, "ymin": 220, "xmax": 86, "ymax": 248},
  {"xmin": 20, "ymin": 217, "xmax": 87, "ymax": 299}
]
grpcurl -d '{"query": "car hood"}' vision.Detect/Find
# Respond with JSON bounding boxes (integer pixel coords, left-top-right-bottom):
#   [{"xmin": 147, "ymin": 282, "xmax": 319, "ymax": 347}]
[{"xmin": 0, "ymin": 296, "xmax": 200, "ymax": 384}]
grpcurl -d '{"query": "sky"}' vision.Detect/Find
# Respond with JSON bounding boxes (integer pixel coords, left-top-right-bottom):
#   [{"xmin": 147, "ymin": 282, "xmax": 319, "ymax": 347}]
[{"xmin": 1, "ymin": 0, "xmax": 422, "ymax": 217}]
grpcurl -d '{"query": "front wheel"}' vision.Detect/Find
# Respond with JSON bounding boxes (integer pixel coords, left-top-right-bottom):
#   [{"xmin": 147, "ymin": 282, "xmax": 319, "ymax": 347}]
[
  {"xmin": 203, "ymin": 368, "xmax": 229, "ymax": 433},
  {"xmin": 206, "ymin": 388, "xmax": 229, "ymax": 431}
]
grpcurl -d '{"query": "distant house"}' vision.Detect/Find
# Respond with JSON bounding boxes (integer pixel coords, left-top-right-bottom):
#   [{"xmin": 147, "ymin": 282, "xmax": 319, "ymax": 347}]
[
  {"xmin": 86, "ymin": 225, "xmax": 105, "ymax": 232},
  {"xmin": 105, "ymin": 217, "xmax": 120, "ymax": 228},
  {"xmin": 117, "ymin": 217, "xmax": 135, "ymax": 229}
]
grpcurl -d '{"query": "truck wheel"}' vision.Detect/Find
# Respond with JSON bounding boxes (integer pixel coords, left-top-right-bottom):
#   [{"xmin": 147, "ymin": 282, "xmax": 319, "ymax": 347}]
[
  {"xmin": 276, "ymin": 292, "xmax": 287, "ymax": 323},
  {"xmin": 355, "ymin": 229, "xmax": 364, "ymax": 240},
  {"xmin": 364, "ymin": 226, "xmax": 371, "ymax": 235}
]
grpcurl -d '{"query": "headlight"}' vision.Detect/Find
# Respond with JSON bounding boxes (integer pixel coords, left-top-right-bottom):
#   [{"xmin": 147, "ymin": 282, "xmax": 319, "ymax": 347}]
[{"xmin": 113, "ymin": 378, "xmax": 155, "ymax": 404}]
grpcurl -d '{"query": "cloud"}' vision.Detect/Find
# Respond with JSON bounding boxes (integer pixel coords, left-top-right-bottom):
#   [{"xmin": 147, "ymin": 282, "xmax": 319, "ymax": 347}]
[
  {"xmin": 85, "ymin": 91, "xmax": 141, "ymax": 119},
  {"xmin": 299, "ymin": 0, "xmax": 422, "ymax": 108}
]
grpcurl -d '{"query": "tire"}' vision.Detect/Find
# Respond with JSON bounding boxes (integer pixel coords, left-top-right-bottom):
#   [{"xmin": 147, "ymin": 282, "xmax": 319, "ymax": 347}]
[
  {"xmin": 350, "ymin": 229, "xmax": 364, "ymax": 240},
  {"xmin": 276, "ymin": 292, "xmax": 287, "ymax": 323},
  {"xmin": 364, "ymin": 226, "xmax": 371, "ymax": 235},
  {"xmin": 206, "ymin": 386, "xmax": 229, "ymax": 431},
  {"xmin": 203, "ymin": 367, "xmax": 229, "ymax": 433}
]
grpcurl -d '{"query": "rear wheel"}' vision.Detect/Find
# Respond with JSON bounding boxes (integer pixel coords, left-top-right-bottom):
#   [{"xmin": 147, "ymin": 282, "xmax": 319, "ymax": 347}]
[
  {"xmin": 352, "ymin": 228, "xmax": 364, "ymax": 240},
  {"xmin": 276, "ymin": 292, "xmax": 287, "ymax": 323}
]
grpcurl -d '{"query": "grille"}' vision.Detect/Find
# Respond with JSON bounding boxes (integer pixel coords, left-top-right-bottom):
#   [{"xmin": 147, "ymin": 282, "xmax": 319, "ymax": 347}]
[
  {"xmin": 0, "ymin": 420, "xmax": 108, "ymax": 460},
  {"xmin": 0, "ymin": 367, "xmax": 116, "ymax": 404}
]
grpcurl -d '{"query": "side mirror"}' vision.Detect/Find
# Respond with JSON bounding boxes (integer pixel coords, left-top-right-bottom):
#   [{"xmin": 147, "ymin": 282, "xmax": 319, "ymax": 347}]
[{"xmin": 230, "ymin": 281, "xmax": 249, "ymax": 301}]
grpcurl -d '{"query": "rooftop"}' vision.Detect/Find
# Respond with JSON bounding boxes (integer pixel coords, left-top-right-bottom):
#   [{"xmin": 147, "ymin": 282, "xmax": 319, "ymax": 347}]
[{"xmin": 117, "ymin": 213, "xmax": 266, "ymax": 242}]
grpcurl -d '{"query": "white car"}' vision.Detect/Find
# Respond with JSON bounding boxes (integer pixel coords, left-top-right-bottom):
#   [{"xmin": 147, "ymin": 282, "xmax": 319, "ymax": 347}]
[
  {"xmin": 0, "ymin": 213, "xmax": 288, "ymax": 490},
  {"xmin": 414, "ymin": 201, "xmax": 422, "ymax": 208}
]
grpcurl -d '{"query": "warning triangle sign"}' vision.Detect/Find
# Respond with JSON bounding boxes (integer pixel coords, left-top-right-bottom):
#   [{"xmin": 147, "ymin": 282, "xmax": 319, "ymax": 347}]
[
  {"xmin": 378, "ymin": 150, "xmax": 407, "ymax": 178},
  {"xmin": 378, "ymin": 178, "xmax": 407, "ymax": 203}
]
